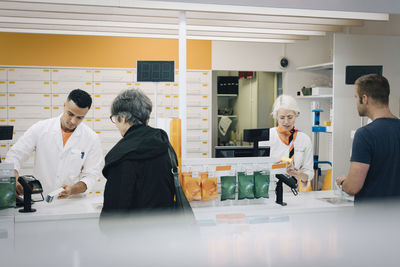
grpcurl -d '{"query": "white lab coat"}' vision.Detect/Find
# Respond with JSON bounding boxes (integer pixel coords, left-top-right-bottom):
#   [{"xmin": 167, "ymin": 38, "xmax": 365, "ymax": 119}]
[
  {"xmin": 259, "ymin": 127, "xmax": 314, "ymax": 181},
  {"xmin": 5, "ymin": 115, "xmax": 104, "ymax": 196}
]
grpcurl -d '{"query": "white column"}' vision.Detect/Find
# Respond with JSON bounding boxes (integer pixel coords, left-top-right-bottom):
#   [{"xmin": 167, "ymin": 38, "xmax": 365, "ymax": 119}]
[
  {"xmin": 154, "ymin": 82, "xmax": 158, "ymax": 126},
  {"xmin": 179, "ymin": 11, "xmax": 187, "ymax": 158}
]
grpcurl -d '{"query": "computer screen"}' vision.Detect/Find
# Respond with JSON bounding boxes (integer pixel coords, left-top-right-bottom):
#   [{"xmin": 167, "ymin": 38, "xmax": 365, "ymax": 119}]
[{"xmin": 0, "ymin": 126, "xmax": 13, "ymax": 141}]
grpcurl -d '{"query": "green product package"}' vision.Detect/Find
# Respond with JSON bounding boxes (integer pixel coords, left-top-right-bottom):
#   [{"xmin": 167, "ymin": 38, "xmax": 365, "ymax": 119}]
[
  {"xmin": 238, "ymin": 172, "xmax": 255, "ymax": 200},
  {"xmin": 254, "ymin": 171, "xmax": 270, "ymax": 199},
  {"xmin": 0, "ymin": 177, "xmax": 16, "ymax": 209},
  {"xmin": 221, "ymin": 175, "xmax": 236, "ymax": 201}
]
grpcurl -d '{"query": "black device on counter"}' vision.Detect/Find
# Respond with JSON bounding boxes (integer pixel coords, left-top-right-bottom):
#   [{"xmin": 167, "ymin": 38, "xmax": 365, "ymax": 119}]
[
  {"xmin": 0, "ymin": 125, "xmax": 13, "ymax": 163},
  {"xmin": 275, "ymin": 174, "xmax": 298, "ymax": 206},
  {"xmin": 18, "ymin": 175, "xmax": 43, "ymax": 213},
  {"xmin": 243, "ymin": 128, "xmax": 270, "ymax": 157},
  {"xmin": 215, "ymin": 128, "xmax": 270, "ymax": 158}
]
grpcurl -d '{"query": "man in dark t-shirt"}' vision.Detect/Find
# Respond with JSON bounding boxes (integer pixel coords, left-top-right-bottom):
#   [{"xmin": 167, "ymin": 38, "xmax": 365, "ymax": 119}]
[{"xmin": 336, "ymin": 74, "xmax": 400, "ymax": 203}]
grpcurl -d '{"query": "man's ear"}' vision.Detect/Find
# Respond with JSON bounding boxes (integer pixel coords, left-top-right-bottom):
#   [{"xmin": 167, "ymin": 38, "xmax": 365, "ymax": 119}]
[{"xmin": 362, "ymin": 94, "xmax": 368, "ymax": 105}]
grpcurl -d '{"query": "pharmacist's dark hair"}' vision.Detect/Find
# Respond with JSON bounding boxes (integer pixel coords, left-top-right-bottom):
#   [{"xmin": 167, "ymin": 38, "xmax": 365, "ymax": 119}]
[
  {"xmin": 355, "ymin": 74, "xmax": 390, "ymax": 105},
  {"xmin": 67, "ymin": 89, "xmax": 92, "ymax": 109},
  {"xmin": 111, "ymin": 88, "xmax": 152, "ymax": 126}
]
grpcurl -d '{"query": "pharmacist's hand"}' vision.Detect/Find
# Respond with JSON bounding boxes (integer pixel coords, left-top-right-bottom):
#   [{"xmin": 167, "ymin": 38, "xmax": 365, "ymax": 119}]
[
  {"xmin": 286, "ymin": 166, "xmax": 301, "ymax": 178},
  {"xmin": 58, "ymin": 185, "xmax": 72, "ymax": 199},
  {"xmin": 16, "ymin": 180, "xmax": 23, "ymax": 196}
]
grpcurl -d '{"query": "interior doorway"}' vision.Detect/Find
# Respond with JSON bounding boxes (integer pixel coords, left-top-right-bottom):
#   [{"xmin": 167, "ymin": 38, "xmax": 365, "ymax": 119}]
[{"xmin": 212, "ymin": 71, "xmax": 282, "ymax": 156}]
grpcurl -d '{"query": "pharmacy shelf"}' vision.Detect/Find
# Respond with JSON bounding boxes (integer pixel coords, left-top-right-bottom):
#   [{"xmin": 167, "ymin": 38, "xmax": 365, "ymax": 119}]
[
  {"xmin": 217, "ymin": 115, "xmax": 237, "ymax": 118},
  {"xmin": 296, "ymin": 95, "xmax": 332, "ymax": 100},
  {"xmin": 217, "ymin": 94, "xmax": 238, "ymax": 97},
  {"xmin": 296, "ymin": 62, "xmax": 333, "ymax": 71}
]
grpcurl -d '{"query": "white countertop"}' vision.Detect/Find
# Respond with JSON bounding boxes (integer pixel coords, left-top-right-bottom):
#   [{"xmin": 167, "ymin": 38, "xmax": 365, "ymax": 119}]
[
  {"xmin": 12, "ymin": 190, "xmax": 353, "ymax": 223},
  {"xmin": 13, "ymin": 193, "xmax": 103, "ymax": 223},
  {"xmin": 192, "ymin": 190, "xmax": 353, "ymax": 223}
]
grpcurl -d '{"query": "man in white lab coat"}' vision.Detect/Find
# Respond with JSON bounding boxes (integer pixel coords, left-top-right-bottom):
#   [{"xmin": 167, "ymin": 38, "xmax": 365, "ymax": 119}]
[{"xmin": 5, "ymin": 89, "xmax": 104, "ymax": 198}]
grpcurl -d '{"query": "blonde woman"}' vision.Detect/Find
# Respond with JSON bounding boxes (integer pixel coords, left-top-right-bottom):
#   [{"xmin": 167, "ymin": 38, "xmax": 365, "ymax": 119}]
[{"xmin": 260, "ymin": 95, "xmax": 313, "ymax": 188}]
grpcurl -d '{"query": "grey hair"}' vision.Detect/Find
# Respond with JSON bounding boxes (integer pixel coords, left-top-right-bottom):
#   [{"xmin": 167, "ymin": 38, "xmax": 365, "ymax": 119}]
[
  {"xmin": 271, "ymin": 94, "xmax": 300, "ymax": 119},
  {"xmin": 111, "ymin": 88, "xmax": 152, "ymax": 125}
]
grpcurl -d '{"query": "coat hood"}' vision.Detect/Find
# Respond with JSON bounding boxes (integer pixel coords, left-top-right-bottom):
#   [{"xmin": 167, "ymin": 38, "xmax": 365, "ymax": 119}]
[{"xmin": 104, "ymin": 125, "xmax": 170, "ymax": 172}]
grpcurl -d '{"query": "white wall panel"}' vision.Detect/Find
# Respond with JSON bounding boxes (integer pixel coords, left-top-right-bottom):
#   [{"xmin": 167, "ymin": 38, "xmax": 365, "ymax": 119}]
[
  {"xmin": 51, "ymin": 69, "xmax": 92, "ymax": 81},
  {"xmin": 93, "ymin": 82, "xmax": 131, "ymax": 94},
  {"xmin": 187, "ymin": 106, "xmax": 209, "ymax": 118},
  {"xmin": 0, "ymin": 107, "xmax": 7, "ymax": 118},
  {"xmin": 212, "ymin": 41, "xmax": 283, "ymax": 71},
  {"xmin": 8, "ymin": 68, "xmax": 50, "ymax": 81},
  {"xmin": 96, "ymin": 130, "xmax": 121, "ymax": 144},
  {"xmin": 0, "ymin": 93, "xmax": 6, "ymax": 105},
  {"xmin": 187, "ymin": 129, "xmax": 209, "ymax": 142},
  {"xmin": 8, "ymin": 106, "xmax": 51, "ymax": 118},
  {"xmin": 0, "ymin": 81, "xmax": 6, "ymax": 93},
  {"xmin": 93, "ymin": 94, "xmax": 119, "ymax": 106},
  {"xmin": 134, "ymin": 82, "xmax": 154, "ymax": 95},
  {"xmin": 8, "ymin": 81, "xmax": 51, "ymax": 93},
  {"xmin": 51, "ymin": 93, "xmax": 68, "ymax": 106},
  {"xmin": 8, "ymin": 118, "xmax": 40, "ymax": 131},
  {"xmin": 8, "ymin": 93, "xmax": 51, "ymax": 106},
  {"xmin": 93, "ymin": 118, "xmax": 114, "ymax": 130},
  {"xmin": 0, "ymin": 68, "xmax": 6, "ymax": 80},
  {"xmin": 93, "ymin": 69, "xmax": 134, "ymax": 82},
  {"xmin": 93, "ymin": 106, "xmax": 110, "ymax": 118},
  {"xmin": 52, "ymin": 81, "xmax": 92, "ymax": 93}
]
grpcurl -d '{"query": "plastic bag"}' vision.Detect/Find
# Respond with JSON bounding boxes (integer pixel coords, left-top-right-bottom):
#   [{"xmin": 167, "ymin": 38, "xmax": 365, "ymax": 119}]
[{"xmin": 238, "ymin": 172, "xmax": 255, "ymax": 200}]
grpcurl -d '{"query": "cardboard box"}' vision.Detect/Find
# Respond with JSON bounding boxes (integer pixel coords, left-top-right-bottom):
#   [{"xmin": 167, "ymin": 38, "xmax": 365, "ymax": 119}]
[{"xmin": 312, "ymin": 87, "xmax": 332, "ymax": 96}]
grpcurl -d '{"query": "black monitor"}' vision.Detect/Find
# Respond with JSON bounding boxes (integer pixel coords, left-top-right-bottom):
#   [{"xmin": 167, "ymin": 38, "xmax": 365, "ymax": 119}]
[
  {"xmin": 0, "ymin": 126, "xmax": 13, "ymax": 141},
  {"xmin": 0, "ymin": 125, "xmax": 14, "ymax": 163},
  {"xmin": 137, "ymin": 61, "xmax": 175, "ymax": 82},
  {"xmin": 215, "ymin": 146, "xmax": 270, "ymax": 158},
  {"xmin": 243, "ymin": 128, "xmax": 270, "ymax": 157},
  {"xmin": 345, "ymin": 65, "xmax": 383, "ymax": 84},
  {"xmin": 243, "ymin": 128, "xmax": 269, "ymax": 143}
]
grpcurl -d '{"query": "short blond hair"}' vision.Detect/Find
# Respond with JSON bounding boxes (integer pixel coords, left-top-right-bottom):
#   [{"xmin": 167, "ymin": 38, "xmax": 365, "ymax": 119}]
[{"xmin": 271, "ymin": 95, "xmax": 300, "ymax": 119}]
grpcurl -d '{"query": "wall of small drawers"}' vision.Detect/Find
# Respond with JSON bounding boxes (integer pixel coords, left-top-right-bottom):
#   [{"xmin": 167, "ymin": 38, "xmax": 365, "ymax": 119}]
[{"xmin": 0, "ymin": 66, "xmax": 212, "ymax": 192}]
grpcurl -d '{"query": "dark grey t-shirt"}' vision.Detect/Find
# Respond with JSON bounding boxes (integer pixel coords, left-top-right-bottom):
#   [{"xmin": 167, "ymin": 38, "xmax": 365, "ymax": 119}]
[{"xmin": 351, "ymin": 118, "xmax": 400, "ymax": 203}]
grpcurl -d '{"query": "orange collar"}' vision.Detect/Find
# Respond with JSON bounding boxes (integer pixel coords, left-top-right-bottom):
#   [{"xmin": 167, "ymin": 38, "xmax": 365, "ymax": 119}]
[{"xmin": 277, "ymin": 126, "xmax": 298, "ymax": 146}]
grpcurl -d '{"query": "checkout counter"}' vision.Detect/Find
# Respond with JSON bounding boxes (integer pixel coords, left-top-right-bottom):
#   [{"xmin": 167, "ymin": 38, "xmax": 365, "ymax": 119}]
[
  {"xmin": 0, "ymin": 190, "xmax": 368, "ymax": 267},
  {"xmin": 3, "ymin": 190, "xmax": 398, "ymax": 267}
]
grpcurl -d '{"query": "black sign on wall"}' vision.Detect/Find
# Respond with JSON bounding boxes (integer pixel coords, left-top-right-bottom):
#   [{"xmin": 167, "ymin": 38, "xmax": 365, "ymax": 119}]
[
  {"xmin": 137, "ymin": 61, "xmax": 175, "ymax": 82},
  {"xmin": 345, "ymin": 65, "xmax": 383, "ymax": 84}
]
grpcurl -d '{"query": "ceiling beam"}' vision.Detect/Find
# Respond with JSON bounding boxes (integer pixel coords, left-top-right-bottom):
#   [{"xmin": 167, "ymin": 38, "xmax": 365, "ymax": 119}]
[
  {"xmin": 0, "ymin": 27, "xmax": 296, "ymax": 43},
  {"xmin": 6, "ymin": 0, "xmax": 389, "ymax": 20}
]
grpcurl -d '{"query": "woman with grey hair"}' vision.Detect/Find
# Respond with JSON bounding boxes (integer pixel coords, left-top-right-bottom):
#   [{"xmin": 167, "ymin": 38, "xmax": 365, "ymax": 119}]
[
  {"xmin": 100, "ymin": 89, "xmax": 175, "ymax": 217},
  {"xmin": 259, "ymin": 95, "xmax": 313, "ymax": 189}
]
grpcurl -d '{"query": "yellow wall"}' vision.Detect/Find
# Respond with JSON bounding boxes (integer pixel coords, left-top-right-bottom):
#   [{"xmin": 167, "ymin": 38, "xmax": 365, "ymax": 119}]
[{"xmin": 0, "ymin": 33, "xmax": 211, "ymax": 70}]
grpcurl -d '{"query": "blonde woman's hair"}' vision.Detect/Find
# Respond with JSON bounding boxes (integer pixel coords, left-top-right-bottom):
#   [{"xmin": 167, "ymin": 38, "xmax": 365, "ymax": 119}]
[{"xmin": 271, "ymin": 94, "xmax": 300, "ymax": 119}]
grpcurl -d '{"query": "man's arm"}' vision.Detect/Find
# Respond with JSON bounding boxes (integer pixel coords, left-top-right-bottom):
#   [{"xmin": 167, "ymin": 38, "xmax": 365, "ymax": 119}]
[
  {"xmin": 5, "ymin": 124, "xmax": 40, "ymax": 196},
  {"xmin": 336, "ymin": 161, "xmax": 370, "ymax": 195},
  {"xmin": 78, "ymin": 134, "xmax": 104, "ymax": 193},
  {"xmin": 58, "ymin": 181, "xmax": 87, "ymax": 199}
]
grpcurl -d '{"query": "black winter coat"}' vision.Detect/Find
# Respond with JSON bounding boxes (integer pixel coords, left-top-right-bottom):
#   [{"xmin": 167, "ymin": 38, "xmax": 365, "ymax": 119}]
[{"xmin": 100, "ymin": 124, "xmax": 175, "ymax": 217}]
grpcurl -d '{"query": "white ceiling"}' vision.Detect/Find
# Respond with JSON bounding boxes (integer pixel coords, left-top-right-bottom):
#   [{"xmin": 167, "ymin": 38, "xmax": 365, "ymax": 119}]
[{"xmin": 0, "ymin": 0, "xmax": 390, "ymax": 43}]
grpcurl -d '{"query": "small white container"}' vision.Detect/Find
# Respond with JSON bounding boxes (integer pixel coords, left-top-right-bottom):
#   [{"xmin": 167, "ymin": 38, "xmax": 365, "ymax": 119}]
[{"xmin": 312, "ymin": 87, "xmax": 332, "ymax": 96}]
